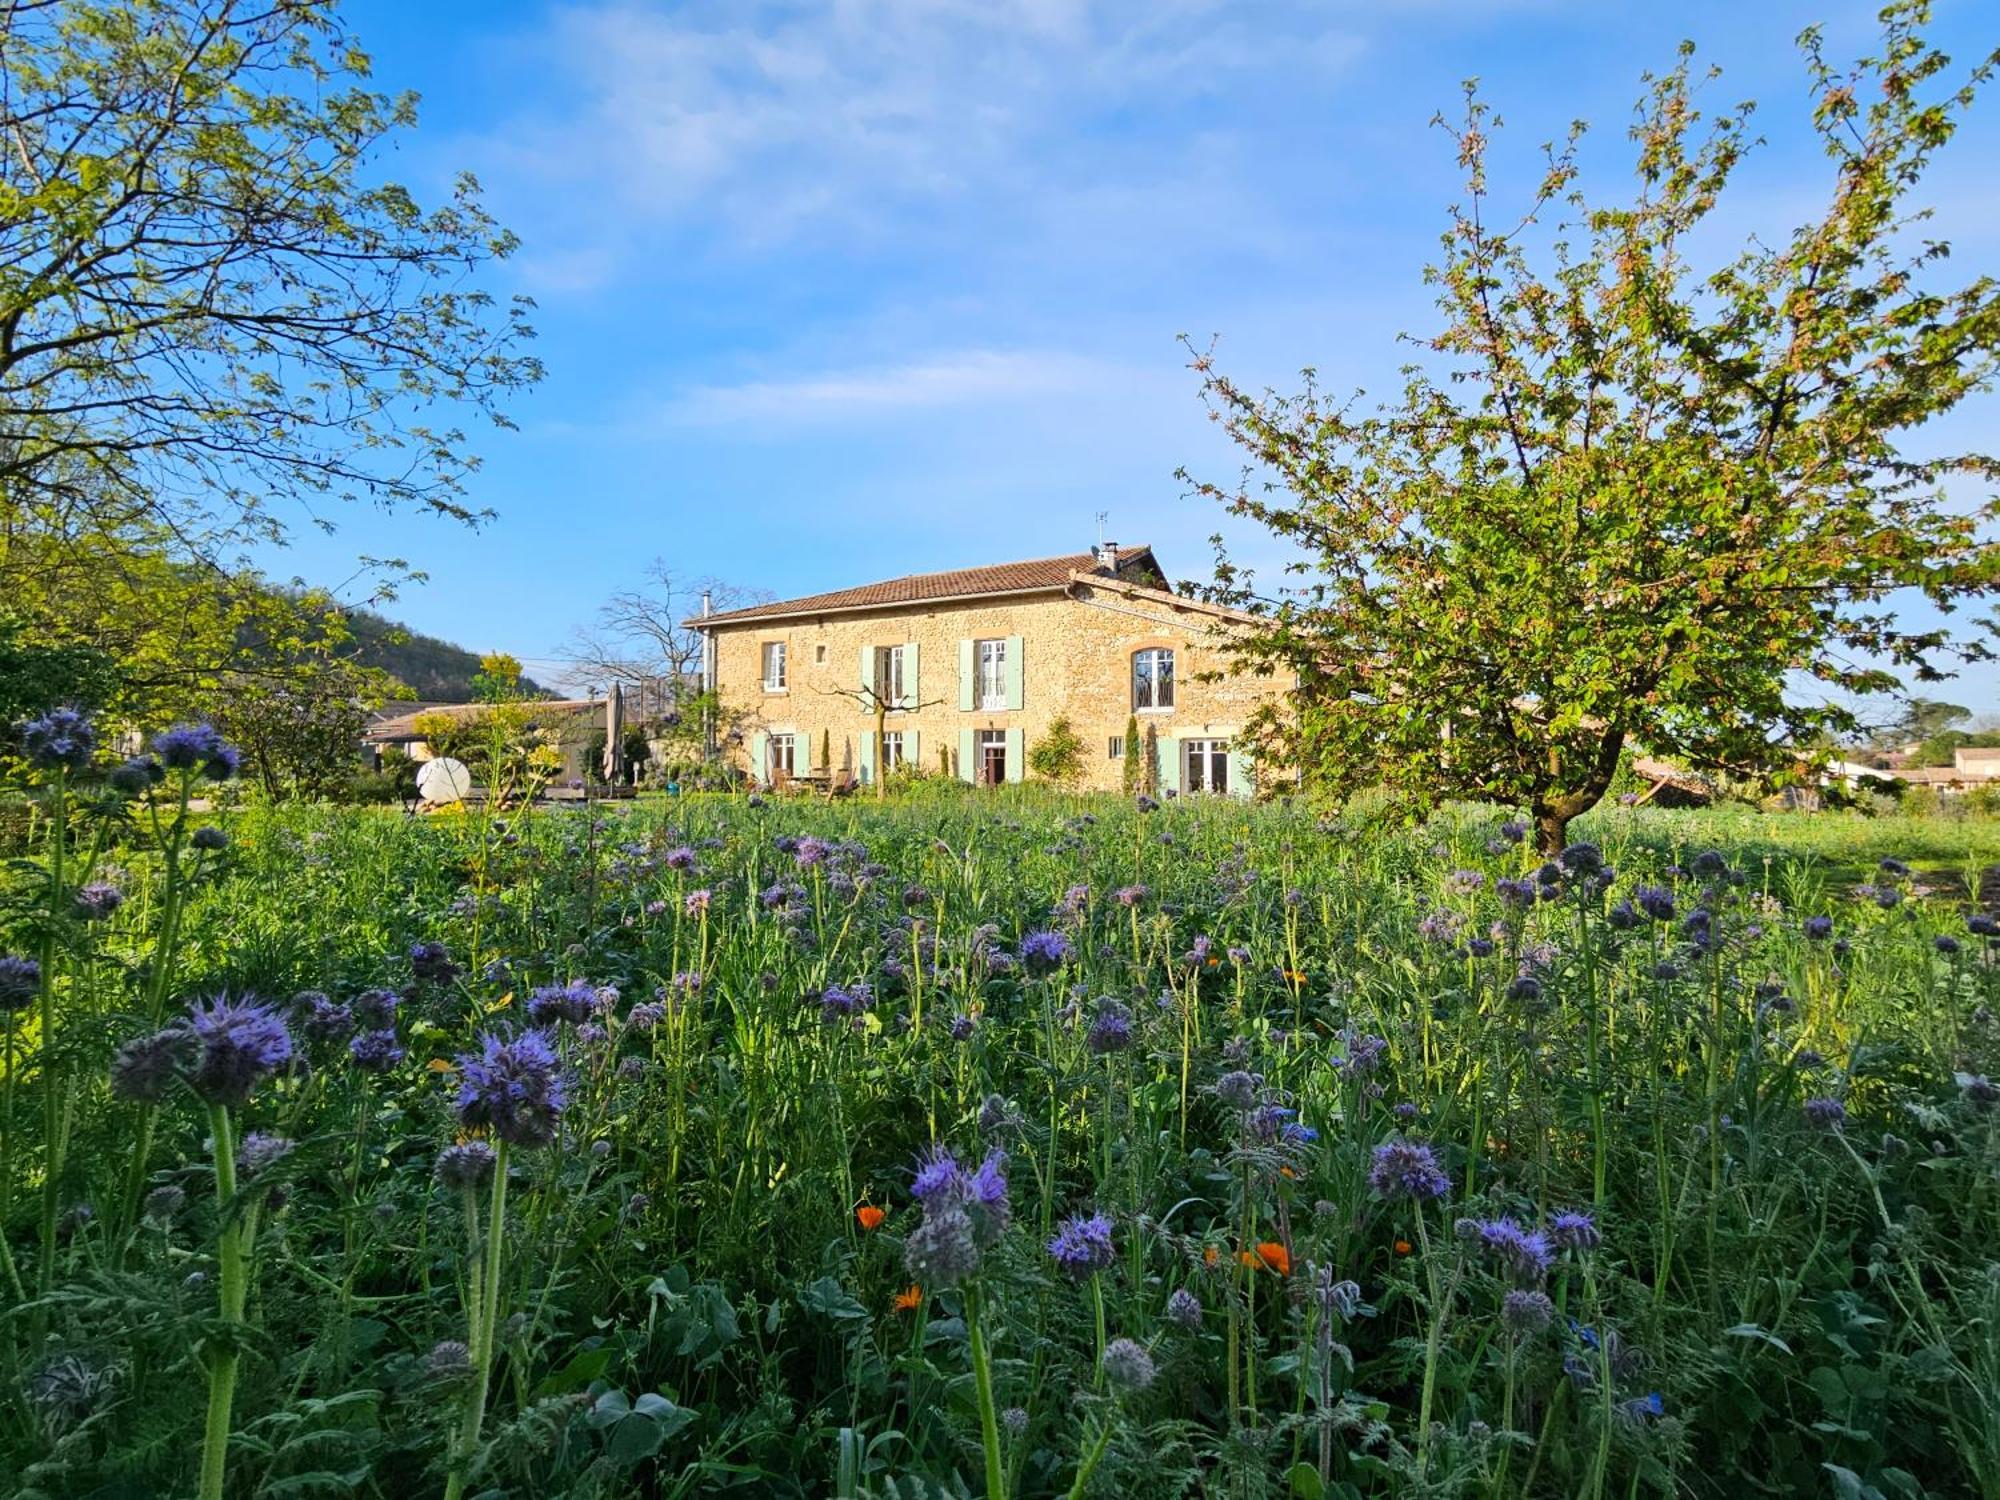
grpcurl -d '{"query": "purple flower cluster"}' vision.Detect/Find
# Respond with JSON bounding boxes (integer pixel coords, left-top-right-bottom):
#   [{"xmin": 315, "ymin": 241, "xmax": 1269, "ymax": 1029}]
[
  {"xmin": 19, "ymin": 708, "xmax": 96, "ymax": 772},
  {"xmin": 151, "ymin": 722, "xmax": 240, "ymax": 780},
  {"xmin": 1368, "ymin": 1138, "xmax": 1452, "ymax": 1202},
  {"xmin": 1086, "ymin": 1000, "xmax": 1134, "ymax": 1055},
  {"xmin": 1047, "ymin": 1210, "xmax": 1115, "ymax": 1278},
  {"xmin": 454, "ymin": 1029, "xmax": 569, "ymax": 1149},
  {"xmin": 186, "ymin": 996, "xmax": 294, "ymax": 1106},
  {"xmin": 903, "ymin": 1145, "xmax": 1010, "ymax": 1287},
  {"xmin": 526, "ymin": 979, "xmax": 597, "ymax": 1027},
  {"xmin": 1020, "ymin": 930, "xmax": 1073, "ymax": 971},
  {"xmin": 0, "ymin": 955, "xmax": 42, "ymax": 1012}
]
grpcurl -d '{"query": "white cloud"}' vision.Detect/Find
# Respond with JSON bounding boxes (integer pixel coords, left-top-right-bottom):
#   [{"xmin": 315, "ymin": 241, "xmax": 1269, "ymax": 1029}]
[
  {"xmin": 654, "ymin": 348, "xmax": 1148, "ymax": 426},
  {"xmin": 481, "ymin": 0, "xmax": 1369, "ymax": 254}
]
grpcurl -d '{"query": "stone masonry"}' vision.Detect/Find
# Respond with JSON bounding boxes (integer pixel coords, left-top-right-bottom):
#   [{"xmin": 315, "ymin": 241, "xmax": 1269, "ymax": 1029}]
[{"xmin": 696, "ymin": 551, "xmax": 1289, "ymax": 795}]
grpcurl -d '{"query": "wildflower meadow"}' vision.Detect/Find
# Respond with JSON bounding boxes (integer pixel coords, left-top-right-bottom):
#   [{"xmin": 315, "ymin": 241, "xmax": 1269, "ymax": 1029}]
[{"xmin": 3, "ymin": 715, "xmax": 1999, "ymax": 1499}]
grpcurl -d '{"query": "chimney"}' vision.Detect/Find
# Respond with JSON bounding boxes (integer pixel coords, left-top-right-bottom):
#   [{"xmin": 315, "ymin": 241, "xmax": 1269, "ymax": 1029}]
[{"xmin": 1094, "ymin": 540, "xmax": 1120, "ymax": 573}]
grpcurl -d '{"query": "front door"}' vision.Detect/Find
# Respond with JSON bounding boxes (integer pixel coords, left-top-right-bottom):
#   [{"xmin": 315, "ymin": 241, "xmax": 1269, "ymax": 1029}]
[{"xmin": 978, "ymin": 730, "xmax": 1008, "ymax": 786}]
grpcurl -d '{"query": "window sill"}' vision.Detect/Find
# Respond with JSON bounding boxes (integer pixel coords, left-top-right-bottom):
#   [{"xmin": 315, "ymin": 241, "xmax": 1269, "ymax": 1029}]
[
  {"xmin": 1135, "ymin": 705, "xmax": 1175, "ymax": 715},
  {"xmin": 762, "ymin": 685, "xmax": 789, "ymax": 695}
]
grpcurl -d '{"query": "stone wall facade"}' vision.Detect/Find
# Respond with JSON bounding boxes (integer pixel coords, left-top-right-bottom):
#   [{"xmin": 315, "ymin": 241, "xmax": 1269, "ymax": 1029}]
[{"xmin": 704, "ymin": 578, "xmax": 1288, "ymax": 795}]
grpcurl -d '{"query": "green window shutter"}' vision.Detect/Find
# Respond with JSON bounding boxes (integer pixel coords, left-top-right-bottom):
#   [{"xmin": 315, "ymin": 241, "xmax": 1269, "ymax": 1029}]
[
  {"xmin": 858, "ymin": 729, "xmax": 875, "ymax": 785},
  {"xmin": 1157, "ymin": 734, "xmax": 1180, "ymax": 796},
  {"xmin": 1225, "ymin": 743, "xmax": 1250, "ymax": 798},
  {"xmin": 904, "ymin": 641, "xmax": 920, "ymax": 710},
  {"xmin": 858, "ymin": 645, "xmax": 873, "ymax": 712},
  {"xmin": 958, "ymin": 729, "xmax": 976, "ymax": 784},
  {"xmin": 1003, "ymin": 635, "xmax": 1024, "ymax": 710},
  {"xmin": 906, "ymin": 730, "xmax": 919, "ymax": 770},
  {"xmin": 957, "ymin": 639, "xmax": 975, "ymax": 711},
  {"xmin": 751, "ymin": 731, "xmax": 768, "ymax": 783},
  {"xmin": 1004, "ymin": 727, "xmax": 1024, "ymax": 783}
]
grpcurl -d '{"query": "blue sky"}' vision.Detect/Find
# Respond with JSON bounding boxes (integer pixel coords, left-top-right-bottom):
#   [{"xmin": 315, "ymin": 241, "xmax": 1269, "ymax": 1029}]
[{"xmin": 281, "ymin": 0, "xmax": 2000, "ymax": 713}]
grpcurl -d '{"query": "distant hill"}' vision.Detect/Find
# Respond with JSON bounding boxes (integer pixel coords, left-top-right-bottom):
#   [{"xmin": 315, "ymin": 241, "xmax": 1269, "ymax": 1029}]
[{"xmin": 337, "ymin": 609, "xmax": 543, "ymax": 701}]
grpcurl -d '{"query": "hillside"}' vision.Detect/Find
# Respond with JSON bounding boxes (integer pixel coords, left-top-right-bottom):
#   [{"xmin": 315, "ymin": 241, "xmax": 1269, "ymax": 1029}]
[{"xmin": 336, "ymin": 609, "xmax": 543, "ymax": 701}]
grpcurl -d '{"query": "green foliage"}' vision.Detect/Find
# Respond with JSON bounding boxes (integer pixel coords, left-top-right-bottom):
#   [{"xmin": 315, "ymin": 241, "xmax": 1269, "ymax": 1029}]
[
  {"xmin": 1121, "ymin": 713, "xmax": 1141, "ymax": 796},
  {"xmin": 1027, "ymin": 714, "xmax": 1086, "ymax": 788},
  {"xmin": 0, "ymin": 0, "xmax": 539, "ymax": 555},
  {"xmin": 338, "ymin": 610, "xmax": 543, "ymax": 701},
  {"xmin": 2, "ymin": 778, "xmax": 1999, "ymax": 1495},
  {"xmin": 1140, "ymin": 721, "xmax": 1160, "ymax": 798},
  {"xmin": 0, "ymin": 613, "xmax": 118, "ymax": 724},
  {"xmin": 1191, "ymin": 5, "xmax": 2000, "ymax": 851},
  {"xmin": 1911, "ymin": 729, "xmax": 2000, "ymax": 767}
]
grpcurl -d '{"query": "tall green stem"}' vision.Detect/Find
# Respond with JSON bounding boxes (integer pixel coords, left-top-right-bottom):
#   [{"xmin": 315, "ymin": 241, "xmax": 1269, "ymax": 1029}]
[
  {"xmin": 36, "ymin": 768, "xmax": 67, "ymax": 1305},
  {"xmin": 198, "ymin": 1104, "xmax": 245, "ymax": 1500},
  {"xmin": 967, "ymin": 1284, "xmax": 1007, "ymax": 1500},
  {"xmin": 445, "ymin": 1142, "xmax": 510, "ymax": 1500}
]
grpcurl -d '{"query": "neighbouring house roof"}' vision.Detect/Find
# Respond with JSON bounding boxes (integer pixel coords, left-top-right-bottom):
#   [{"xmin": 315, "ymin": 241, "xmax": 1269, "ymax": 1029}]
[
  {"xmin": 1885, "ymin": 766, "xmax": 1972, "ymax": 786},
  {"xmin": 363, "ymin": 698, "xmax": 600, "ymax": 744},
  {"xmin": 688, "ymin": 546, "xmax": 1164, "ymax": 627},
  {"xmin": 1955, "ymin": 748, "xmax": 2000, "ymax": 763}
]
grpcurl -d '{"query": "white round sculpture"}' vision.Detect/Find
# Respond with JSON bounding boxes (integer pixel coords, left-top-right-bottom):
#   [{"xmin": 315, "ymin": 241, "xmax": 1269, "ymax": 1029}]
[{"xmin": 416, "ymin": 756, "xmax": 472, "ymax": 806}]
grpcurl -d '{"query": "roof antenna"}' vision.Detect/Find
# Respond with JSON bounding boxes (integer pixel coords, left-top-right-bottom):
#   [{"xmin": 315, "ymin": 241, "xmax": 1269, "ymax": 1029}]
[{"xmin": 1094, "ymin": 510, "xmax": 1108, "ymax": 547}]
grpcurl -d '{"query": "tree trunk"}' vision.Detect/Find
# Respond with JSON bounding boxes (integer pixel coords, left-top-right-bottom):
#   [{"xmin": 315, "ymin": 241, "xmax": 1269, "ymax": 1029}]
[
  {"xmin": 1532, "ymin": 729, "xmax": 1627, "ymax": 855},
  {"xmin": 874, "ymin": 702, "xmax": 887, "ymax": 800}
]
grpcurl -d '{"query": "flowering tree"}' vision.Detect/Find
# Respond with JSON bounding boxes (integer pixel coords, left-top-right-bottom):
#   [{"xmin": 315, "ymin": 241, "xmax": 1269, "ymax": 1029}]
[{"xmin": 1188, "ymin": 4, "xmax": 2000, "ymax": 851}]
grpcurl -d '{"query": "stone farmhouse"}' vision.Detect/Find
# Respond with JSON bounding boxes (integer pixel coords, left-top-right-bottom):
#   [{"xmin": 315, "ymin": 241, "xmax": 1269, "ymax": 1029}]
[{"xmin": 687, "ymin": 543, "xmax": 1289, "ymax": 795}]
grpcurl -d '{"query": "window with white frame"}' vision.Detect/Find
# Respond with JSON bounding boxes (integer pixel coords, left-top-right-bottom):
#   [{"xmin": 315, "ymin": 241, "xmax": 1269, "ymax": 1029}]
[
  {"xmin": 1132, "ymin": 647, "xmax": 1175, "ymax": 710},
  {"xmin": 1108, "ymin": 736, "xmax": 1125, "ymax": 759},
  {"xmin": 871, "ymin": 644, "xmax": 906, "ymax": 709},
  {"xmin": 977, "ymin": 638, "xmax": 1007, "ymax": 709},
  {"xmin": 761, "ymin": 641, "xmax": 788, "ymax": 690},
  {"xmin": 768, "ymin": 733, "xmax": 796, "ymax": 776},
  {"xmin": 881, "ymin": 731, "xmax": 906, "ymax": 770}
]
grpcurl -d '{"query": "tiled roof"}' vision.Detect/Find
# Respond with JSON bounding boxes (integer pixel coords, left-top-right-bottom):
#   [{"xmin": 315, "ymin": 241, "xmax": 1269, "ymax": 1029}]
[
  {"xmin": 693, "ymin": 547, "xmax": 1160, "ymax": 626},
  {"xmin": 363, "ymin": 698, "xmax": 598, "ymax": 743}
]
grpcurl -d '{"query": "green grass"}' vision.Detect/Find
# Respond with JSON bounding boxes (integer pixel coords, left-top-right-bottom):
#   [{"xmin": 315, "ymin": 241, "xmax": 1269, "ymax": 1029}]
[{"xmin": 3, "ymin": 784, "xmax": 1997, "ymax": 1498}]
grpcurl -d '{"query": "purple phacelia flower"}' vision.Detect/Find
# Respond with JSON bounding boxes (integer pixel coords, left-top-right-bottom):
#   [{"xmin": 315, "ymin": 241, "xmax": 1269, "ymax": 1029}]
[
  {"xmin": 20, "ymin": 707, "xmax": 96, "ymax": 772},
  {"xmin": 1803, "ymin": 1096, "xmax": 1846, "ymax": 1131},
  {"xmin": 1047, "ymin": 1211, "xmax": 1115, "ymax": 1278},
  {"xmin": 453, "ymin": 1029, "xmax": 569, "ymax": 1149},
  {"xmin": 1368, "ymin": 1138, "xmax": 1451, "ymax": 1202},
  {"xmin": 526, "ymin": 979, "xmax": 596, "ymax": 1027},
  {"xmin": 186, "ymin": 996, "xmax": 293, "ymax": 1106}
]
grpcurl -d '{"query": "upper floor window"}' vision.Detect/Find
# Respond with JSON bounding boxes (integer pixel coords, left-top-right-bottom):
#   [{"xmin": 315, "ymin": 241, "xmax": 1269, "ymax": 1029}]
[
  {"xmin": 977, "ymin": 638, "xmax": 1007, "ymax": 710},
  {"xmin": 761, "ymin": 641, "xmax": 788, "ymax": 690},
  {"xmin": 1132, "ymin": 647, "xmax": 1175, "ymax": 711},
  {"xmin": 871, "ymin": 644, "xmax": 907, "ymax": 709}
]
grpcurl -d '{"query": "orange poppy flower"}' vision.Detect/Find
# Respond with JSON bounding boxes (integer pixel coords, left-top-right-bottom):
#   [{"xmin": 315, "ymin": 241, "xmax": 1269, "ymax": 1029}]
[
  {"xmin": 1281, "ymin": 969, "xmax": 1309, "ymax": 984},
  {"xmin": 1205, "ymin": 956, "xmax": 1221, "ymax": 967},
  {"xmin": 1203, "ymin": 1246, "xmax": 1220, "ymax": 1267},
  {"xmin": 1238, "ymin": 1242, "xmax": 1292, "ymax": 1275},
  {"xmin": 856, "ymin": 1205, "xmax": 886, "ymax": 1231},
  {"xmin": 893, "ymin": 1285, "xmax": 923, "ymax": 1312},
  {"xmin": 426, "ymin": 1058, "xmax": 455, "ymax": 1074},
  {"xmin": 1393, "ymin": 1238, "xmax": 1413, "ymax": 1256}
]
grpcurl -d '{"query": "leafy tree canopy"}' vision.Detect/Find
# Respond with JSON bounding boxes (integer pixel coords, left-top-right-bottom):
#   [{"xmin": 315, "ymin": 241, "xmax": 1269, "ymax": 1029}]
[
  {"xmin": 0, "ymin": 0, "xmax": 539, "ymax": 559},
  {"xmin": 1191, "ymin": 4, "xmax": 2000, "ymax": 850}
]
